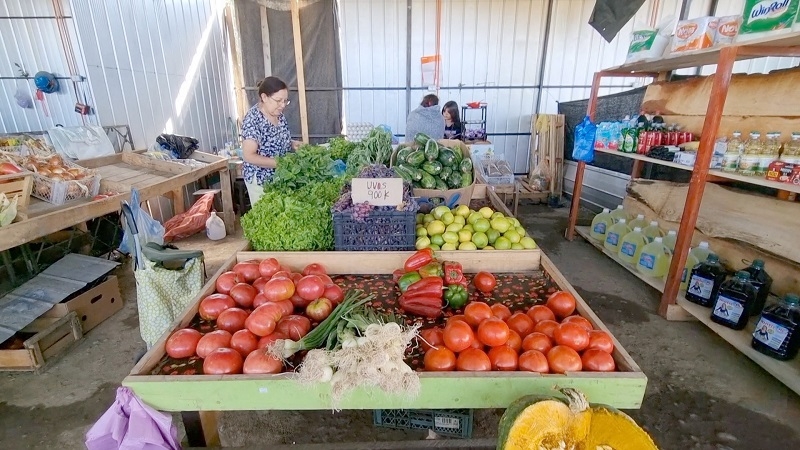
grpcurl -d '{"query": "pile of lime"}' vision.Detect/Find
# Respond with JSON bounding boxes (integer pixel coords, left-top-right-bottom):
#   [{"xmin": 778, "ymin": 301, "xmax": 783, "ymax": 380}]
[{"xmin": 415, "ymin": 205, "xmax": 538, "ymax": 251}]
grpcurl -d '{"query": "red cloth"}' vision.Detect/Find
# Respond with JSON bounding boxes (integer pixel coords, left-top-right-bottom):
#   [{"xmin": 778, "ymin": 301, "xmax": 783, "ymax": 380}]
[{"xmin": 163, "ymin": 192, "xmax": 215, "ymax": 242}]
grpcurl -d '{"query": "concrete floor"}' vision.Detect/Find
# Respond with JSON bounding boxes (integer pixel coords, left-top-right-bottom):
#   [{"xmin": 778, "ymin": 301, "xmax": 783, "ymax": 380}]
[{"xmin": 1, "ymin": 203, "xmax": 799, "ymax": 449}]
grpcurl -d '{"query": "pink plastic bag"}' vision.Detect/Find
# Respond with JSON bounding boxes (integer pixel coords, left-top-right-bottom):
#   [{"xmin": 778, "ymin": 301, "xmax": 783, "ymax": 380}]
[{"xmin": 85, "ymin": 387, "xmax": 180, "ymax": 450}]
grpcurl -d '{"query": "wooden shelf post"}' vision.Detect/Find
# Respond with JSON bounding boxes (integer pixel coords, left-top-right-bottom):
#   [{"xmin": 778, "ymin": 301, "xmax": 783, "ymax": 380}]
[{"xmin": 290, "ymin": 0, "xmax": 309, "ymax": 143}]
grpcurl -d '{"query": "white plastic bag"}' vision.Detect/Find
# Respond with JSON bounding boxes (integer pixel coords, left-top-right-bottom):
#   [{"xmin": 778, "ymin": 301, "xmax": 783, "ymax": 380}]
[
  {"xmin": 48, "ymin": 125, "xmax": 115, "ymax": 160},
  {"xmin": 206, "ymin": 211, "xmax": 226, "ymax": 240},
  {"xmin": 120, "ymin": 189, "xmax": 165, "ymax": 254}
]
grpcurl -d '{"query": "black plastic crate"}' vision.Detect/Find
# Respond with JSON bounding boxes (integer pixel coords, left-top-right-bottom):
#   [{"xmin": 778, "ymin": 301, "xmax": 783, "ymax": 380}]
[
  {"xmin": 373, "ymin": 409, "xmax": 473, "ymax": 438},
  {"xmin": 333, "ymin": 210, "xmax": 416, "ymax": 251}
]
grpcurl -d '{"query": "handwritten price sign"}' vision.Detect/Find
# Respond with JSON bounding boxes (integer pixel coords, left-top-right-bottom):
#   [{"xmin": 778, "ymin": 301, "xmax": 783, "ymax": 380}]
[{"xmin": 351, "ymin": 177, "xmax": 404, "ymax": 206}]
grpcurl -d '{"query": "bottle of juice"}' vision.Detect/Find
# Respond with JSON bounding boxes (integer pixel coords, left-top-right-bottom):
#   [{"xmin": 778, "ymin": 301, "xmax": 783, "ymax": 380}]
[
  {"xmin": 590, "ymin": 208, "xmax": 613, "ymax": 242},
  {"xmin": 741, "ymin": 259, "xmax": 773, "ymax": 316},
  {"xmin": 637, "ymin": 237, "xmax": 672, "ymax": 278},
  {"xmin": 629, "ymin": 214, "xmax": 648, "ymax": 230},
  {"xmin": 722, "ymin": 131, "xmax": 743, "ymax": 172},
  {"xmin": 680, "ymin": 242, "xmax": 711, "ymax": 291},
  {"xmin": 610, "ymin": 205, "xmax": 628, "ymax": 224},
  {"xmin": 604, "ymin": 218, "xmax": 630, "ymax": 254},
  {"xmin": 738, "ymin": 131, "xmax": 763, "ymax": 175},
  {"xmin": 711, "ymin": 271, "xmax": 758, "ymax": 330},
  {"xmin": 642, "ymin": 220, "xmax": 665, "ymax": 243},
  {"xmin": 760, "ymin": 132, "xmax": 781, "ymax": 175},
  {"xmin": 618, "ymin": 227, "xmax": 648, "ymax": 265},
  {"xmin": 685, "ymin": 253, "xmax": 727, "ymax": 307},
  {"xmin": 752, "ymin": 293, "xmax": 800, "ymax": 361},
  {"xmin": 782, "ymin": 132, "xmax": 800, "ymax": 164},
  {"xmin": 662, "ymin": 230, "xmax": 678, "ymax": 253}
]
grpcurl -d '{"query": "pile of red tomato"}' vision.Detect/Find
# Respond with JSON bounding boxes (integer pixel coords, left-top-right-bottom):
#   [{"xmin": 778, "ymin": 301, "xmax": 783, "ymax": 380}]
[
  {"xmin": 420, "ymin": 290, "xmax": 616, "ymax": 373},
  {"xmin": 164, "ymin": 258, "xmax": 343, "ymax": 375}
]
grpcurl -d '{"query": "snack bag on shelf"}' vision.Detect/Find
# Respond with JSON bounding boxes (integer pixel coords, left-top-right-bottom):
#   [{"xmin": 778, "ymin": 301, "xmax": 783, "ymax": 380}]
[
  {"xmin": 672, "ymin": 17, "xmax": 719, "ymax": 53},
  {"xmin": 715, "ymin": 15, "xmax": 742, "ymax": 45}
]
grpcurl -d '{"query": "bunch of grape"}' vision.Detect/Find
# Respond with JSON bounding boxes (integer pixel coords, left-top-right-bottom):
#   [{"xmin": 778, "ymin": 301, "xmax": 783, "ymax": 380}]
[
  {"xmin": 357, "ymin": 164, "xmax": 396, "ymax": 178},
  {"xmin": 351, "ymin": 202, "xmax": 373, "ymax": 222}
]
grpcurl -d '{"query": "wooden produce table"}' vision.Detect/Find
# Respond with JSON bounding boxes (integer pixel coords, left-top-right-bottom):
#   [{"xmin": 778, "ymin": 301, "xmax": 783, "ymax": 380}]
[{"xmin": 0, "ymin": 151, "xmax": 235, "ymax": 253}]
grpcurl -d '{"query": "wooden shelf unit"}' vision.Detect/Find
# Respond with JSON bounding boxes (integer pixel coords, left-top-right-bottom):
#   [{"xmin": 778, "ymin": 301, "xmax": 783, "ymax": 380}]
[{"xmin": 575, "ymin": 226, "xmax": 800, "ymax": 396}]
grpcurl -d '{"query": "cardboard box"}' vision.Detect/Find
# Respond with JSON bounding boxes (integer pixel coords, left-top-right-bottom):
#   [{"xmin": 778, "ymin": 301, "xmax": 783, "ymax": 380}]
[
  {"xmin": 41, "ymin": 276, "xmax": 123, "ymax": 332},
  {"xmin": 672, "ymin": 17, "xmax": 719, "ymax": 53},
  {"xmin": 393, "ymin": 139, "xmax": 476, "ymax": 208}
]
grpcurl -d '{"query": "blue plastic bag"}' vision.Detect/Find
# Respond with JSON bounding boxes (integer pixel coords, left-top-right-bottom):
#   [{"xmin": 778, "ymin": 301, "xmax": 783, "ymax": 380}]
[
  {"xmin": 572, "ymin": 116, "xmax": 597, "ymax": 163},
  {"xmin": 120, "ymin": 189, "xmax": 165, "ymax": 255}
]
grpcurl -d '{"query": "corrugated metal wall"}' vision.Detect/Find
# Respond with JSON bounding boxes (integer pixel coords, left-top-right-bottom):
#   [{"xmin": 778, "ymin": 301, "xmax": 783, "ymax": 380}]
[{"xmin": 0, "ymin": 0, "xmax": 235, "ymax": 151}]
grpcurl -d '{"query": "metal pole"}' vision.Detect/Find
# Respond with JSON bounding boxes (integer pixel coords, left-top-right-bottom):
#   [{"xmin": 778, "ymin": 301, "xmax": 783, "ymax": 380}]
[
  {"xmin": 405, "ymin": 0, "xmax": 412, "ymax": 117},
  {"xmin": 0, "ymin": 16, "xmax": 72, "ymax": 19},
  {"xmin": 534, "ymin": 0, "xmax": 555, "ymax": 114}
]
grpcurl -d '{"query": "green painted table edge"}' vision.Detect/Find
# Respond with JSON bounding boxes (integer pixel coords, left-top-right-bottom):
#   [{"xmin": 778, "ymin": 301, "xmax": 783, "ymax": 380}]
[{"xmin": 122, "ymin": 372, "xmax": 647, "ymax": 411}]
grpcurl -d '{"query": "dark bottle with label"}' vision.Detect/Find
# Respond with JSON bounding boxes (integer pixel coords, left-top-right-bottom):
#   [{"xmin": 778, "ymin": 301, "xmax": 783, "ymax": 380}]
[
  {"xmin": 741, "ymin": 259, "xmax": 773, "ymax": 316},
  {"xmin": 710, "ymin": 271, "xmax": 757, "ymax": 330},
  {"xmin": 685, "ymin": 253, "xmax": 727, "ymax": 307},
  {"xmin": 752, "ymin": 294, "xmax": 800, "ymax": 361}
]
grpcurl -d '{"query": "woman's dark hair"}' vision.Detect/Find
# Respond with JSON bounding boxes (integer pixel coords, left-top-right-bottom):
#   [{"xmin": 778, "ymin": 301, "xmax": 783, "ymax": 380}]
[
  {"xmin": 442, "ymin": 101, "xmax": 461, "ymax": 125},
  {"xmin": 421, "ymin": 94, "xmax": 439, "ymax": 107},
  {"xmin": 258, "ymin": 76, "xmax": 288, "ymax": 98}
]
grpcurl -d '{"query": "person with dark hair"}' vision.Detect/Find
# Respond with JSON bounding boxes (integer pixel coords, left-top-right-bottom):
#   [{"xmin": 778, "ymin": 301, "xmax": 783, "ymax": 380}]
[
  {"xmin": 404, "ymin": 93, "xmax": 445, "ymax": 142},
  {"xmin": 442, "ymin": 101, "xmax": 463, "ymax": 140},
  {"xmin": 240, "ymin": 76, "xmax": 302, "ymax": 205}
]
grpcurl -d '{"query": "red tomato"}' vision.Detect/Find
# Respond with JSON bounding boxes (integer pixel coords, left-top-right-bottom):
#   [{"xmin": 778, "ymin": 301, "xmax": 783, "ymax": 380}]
[
  {"xmin": 322, "ymin": 284, "xmax": 344, "ymax": 305},
  {"xmin": 562, "ymin": 315, "xmax": 593, "ymax": 331},
  {"xmin": 490, "ymin": 303, "xmax": 512, "ymax": 321},
  {"xmin": 203, "ymin": 348, "xmax": 243, "ymax": 374},
  {"xmin": 252, "ymin": 277, "xmax": 269, "ymax": 294},
  {"xmin": 276, "ymin": 299, "xmax": 296, "ymax": 317},
  {"xmin": 245, "ymin": 306, "xmax": 279, "ymax": 337},
  {"xmin": 587, "ymin": 330, "xmax": 615, "ymax": 353},
  {"xmin": 488, "ymin": 345, "xmax": 518, "ymax": 371},
  {"xmin": 271, "ymin": 270, "xmax": 291, "ymax": 280},
  {"xmin": 477, "ymin": 317, "xmax": 510, "ymax": 347},
  {"xmin": 289, "ymin": 292, "xmax": 311, "ymax": 309},
  {"xmin": 302, "ymin": 263, "xmax": 327, "ymax": 276},
  {"xmin": 296, "ymin": 275, "xmax": 326, "ymax": 301},
  {"xmin": 506, "ymin": 312, "xmax": 535, "ymax": 338},
  {"xmin": 424, "ymin": 347, "xmax": 457, "ymax": 371},
  {"xmin": 229, "ymin": 283, "xmax": 258, "ymax": 309},
  {"xmin": 216, "ymin": 307, "xmax": 248, "ymax": 333},
  {"xmin": 505, "ymin": 330, "xmax": 522, "ymax": 352},
  {"xmin": 276, "ymin": 315, "xmax": 312, "ymax": 341},
  {"xmin": 263, "ymin": 277, "xmax": 295, "ymax": 302},
  {"xmin": 258, "ymin": 258, "xmax": 281, "ymax": 278},
  {"xmin": 464, "ymin": 302, "xmax": 492, "ymax": 328},
  {"xmin": 419, "ymin": 327, "xmax": 445, "ymax": 352},
  {"xmin": 290, "ymin": 273, "xmax": 304, "ymax": 284},
  {"xmin": 469, "ymin": 338, "xmax": 484, "ymax": 350},
  {"xmin": 232, "ymin": 261, "xmax": 260, "ymax": 283},
  {"xmin": 199, "ymin": 294, "xmax": 236, "ymax": 320},
  {"xmin": 215, "ymin": 271, "xmax": 241, "ymax": 295},
  {"xmin": 553, "ymin": 322, "xmax": 590, "ymax": 352},
  {"xmin": 317, "ymin": 274, "xmax": 334, "ymax": 285},
  {"xmin": 533, "ymin": 319, "xmax": 559, "ymax": 339},
  {"xmin": 527, "ymin": 305, "xmax": 556, "ymax": 324},
  {"xmin": 0, "ymin": 162, "xmax": 23, "ymax": 175},
  {"xmin": 443, "ymin": 320, "xmax": 475, "ymax": 353},
  {"xmin": 546, "ymin": 291, "xmax": 577, "ymax": 319},
  {"xmin": 547, "ymin": 345, "xmax": 582, "ymax": 374},
  {"xmin": 230, "ymin": 329, "xmax": 259, "ymax": 357},
  {"xmin": 581, "ymin": 349, "xmax": 616, "ymax": 372},
  {"xmin": 243, "ymin": 349, "xmax": 284, "ymax": 374},
  {"xmin": 473, "ymin": 271, "xmax": 497, "ymax": 293},
  {"xmin": 518, "ymin": 350, "xmax": 549, "ymax": 373},
  {"xmin": 253, "ymin": 292, "xmax": 270, "ymax": 309},
  {"xmin": 196, "ymin": 330, "xmax": 232, "ymax": 358},
  {"xmin": 165, "ymin": 328, "xmax": 202, "ymax": 359},
  {"xmin": 456, "ymin": 348, "xmax": 492, "ymax": 371},
  {"xmin": 257, "ymin": 331, "xmax": 287, "ymax": 349},
  {"xmin": 522, "ymin": 332, "xmax": 553, "ymax": 354},
  {"xmin": 306, "ymin": 297, "xmax": 333, "ymax": 322},
  {"xmin": 448, "ymin": 314, "xmax": 469, "ymax": 326}
]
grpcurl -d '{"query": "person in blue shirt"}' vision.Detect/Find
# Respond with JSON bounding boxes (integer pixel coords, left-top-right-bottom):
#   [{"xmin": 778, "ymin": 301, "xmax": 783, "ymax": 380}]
[
  {"xmin": 442, "ymin": 101, "xmax": 464, "ymax": 140},
  {"xmin": 240, "ymin": 76, "xmax": 302, "ymax": 205},
  {"xmin": 405, "ymin": 94, "xmax": 445, "ymax": 142}
]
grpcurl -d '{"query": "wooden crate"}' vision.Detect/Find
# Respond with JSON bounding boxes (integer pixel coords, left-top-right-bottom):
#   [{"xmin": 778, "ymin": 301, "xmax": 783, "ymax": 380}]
[
  {"xmin": 0, "ymin": 171, "xmax": 33, "ymax": 221},
  {"xmin": 0, "ymin": 312, "xmax": 83, "ymax": 373},
  {"xmin": 529, "ymin": 114, "xmax": 565, "ymax": 198}
]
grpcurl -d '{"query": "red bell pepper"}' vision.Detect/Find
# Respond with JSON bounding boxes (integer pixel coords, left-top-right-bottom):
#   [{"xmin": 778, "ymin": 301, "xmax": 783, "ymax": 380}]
[
  {"xmin": 392, "ymin": 268, "xmax": 407, "ymax": 284},
  {"xmin": 418, "ymin": 261, "xmax": 443, "ymax": 278},
  {"xmin": 403, "ymin": 277, "xmax": 444, "ymax": 299},
  {"xmin": 399, "ymin": 295, "xmax": 443, "ymax": 318},
  {"xmin": 404, "ymin": 248, "xmax": 434, "ymax": 272},
  {"xmin": 443, "ymin": 261, "xmax": 465, "ymax": 285}
]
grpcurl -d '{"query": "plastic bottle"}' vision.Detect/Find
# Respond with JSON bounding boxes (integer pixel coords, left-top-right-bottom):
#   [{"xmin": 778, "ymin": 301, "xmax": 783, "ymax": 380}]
[
  {"xmin": 685, "ymin": 253, "xmax": 727, "ymax": 307},
  {"xmin": 760, "ymin": 132, "xmax": 781, "ymax": 175},
  {"xmin": 629, "ymin": 214, "xmax": 648, "ymax": 230},
  {"xmin": 711, "ymin": 271, "xmax": 758, "ymax": 330},
  {"xmin": 618, "ymin": 227, "xmax": 648, "ymax": 265},
  {"xmin": 738, "ymin": 131, "xmax": 763, "ymax": 175},
  {"xmin": 662, "ymin": 230, "xmax": 678, "ymax": 253},
  {"xmin": 722, "ymin": 131, "xmax": 743, "ymax": 172},
  {"xmin": 741, "ymin": 259, "xmax": 773, "ymax": 316},
  {"xmin": 752, "ymin": 293, "xmax": 800, "ymax": 361},
  {"xmin": 604, "ymin": 218, "xmax": 631, "ymax": 254},
  {"xmin": 590, "ymin": 208, "xmax": 613, "ymax": 241},
  {"xmin": 610, "ymin": 205, "xmax": 628, "ymax": 224},
  {"xmin": 680, "ymin": 242, "xmax": 712, "ymax": 291},
  {"xmin": 642, "ymin": 220, "xmax": 665, "ymax": 243},
  {"xmin": 782, "ymin": 132, "xmax": 800, "ymax": 164},
  {"xmin": 637, "ymin": 237, "xmax": 672, "ymax": 278}
]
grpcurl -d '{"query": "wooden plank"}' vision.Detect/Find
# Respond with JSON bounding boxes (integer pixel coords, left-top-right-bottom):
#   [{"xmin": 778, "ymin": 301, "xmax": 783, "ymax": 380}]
[
  {"xmin": 225, "ymin": 3, "xmax": 248, "ymax": 122},
  {"xmin": 121, "ymin": 152, "xmax": 191, "ymax": 175},
  {"xmin": 200, "ymin": 411, "xmax": 220, "ymax": 447},
  {"xmin": 171, "ymin": 188, "xmax": 186, "ymax": 215},
  {"xmin": 260, "ymin": 6, "xmax": 271, "ymax": 77},
  {"xmin": 76, "ymin": 152, "xmax": 123, "ymax": 168},
  {"xmin": 290, "ymin": 0, "xmax": 309, "ymax": 143},
  {"xmin": 219, "ymin": 167, "xmax": 235, "ymax": 234}
]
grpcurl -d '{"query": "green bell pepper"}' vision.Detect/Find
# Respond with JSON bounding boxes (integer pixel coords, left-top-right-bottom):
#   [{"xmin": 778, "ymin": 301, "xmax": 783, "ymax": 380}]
[
  {"xmin": 397, "ymin": 271, "xmax": 423, "ymax": 292},
  {"xmin": 444, "ymin": 284, "xmax": 469, "ymax": 309},
  {"xmin": 418, "ymin": 261, "xmax": 444, "ymax": 278}
]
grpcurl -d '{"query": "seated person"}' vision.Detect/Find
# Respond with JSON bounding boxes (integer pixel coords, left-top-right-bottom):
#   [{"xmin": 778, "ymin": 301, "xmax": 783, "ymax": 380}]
[
  {"xmin": 442, "ymin": 101, "xmax": 464, "ymax": 140},
  {"xmin": 405, "ymin": 94, "xmax": 445, "ymax": 142}
]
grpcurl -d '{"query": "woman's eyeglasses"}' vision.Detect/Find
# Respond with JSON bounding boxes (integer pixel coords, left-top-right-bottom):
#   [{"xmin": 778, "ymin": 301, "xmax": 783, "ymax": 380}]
[{"xmin": 270, "ymin": 96, "xmax": 291, "ymax": 106}]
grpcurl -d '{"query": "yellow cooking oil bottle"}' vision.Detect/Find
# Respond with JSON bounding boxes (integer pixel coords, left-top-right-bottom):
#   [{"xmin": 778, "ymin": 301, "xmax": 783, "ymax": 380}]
[
  {"xmin": 590, "ymin": 208, "xmax": 613, "ymax": 242},
  {"xmin": 642, "ymin": 220, "xmax": 665, "ymax": 243},
  {"xmin": 604, "ymin": 218, "xmax": 630, "ymax": 254},
  {"xmin": 618, "ymin": 227, "xmax": 648, "ymax": 266},
  {"xmin": 610, "ymin": 205, "xmax": 629, "ymax": 224},
  {"xmin": 629, "ymin": 214, "xmax": 648, "ymax": 230},
  {"xmin": 680, "ymin": 242, "xmax": 712, "ymax": 291},
  {"xmin": 662, "ymin": 230, "xmax": 678, "ymax": 253},
  {"xmin": 637, "ymin": 237, "xmax": 672, "ymax": 278}
]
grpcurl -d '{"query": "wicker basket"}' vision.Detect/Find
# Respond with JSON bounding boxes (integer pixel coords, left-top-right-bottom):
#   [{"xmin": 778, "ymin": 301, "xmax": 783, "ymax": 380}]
[{"xmin": 0, "ymin": 171, "xmax": 34, "ymax": 221}]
